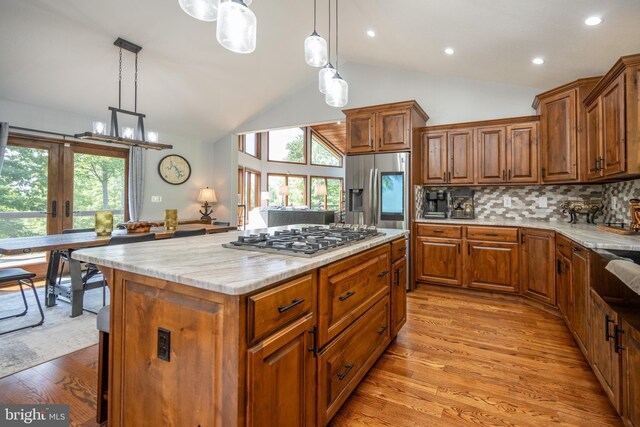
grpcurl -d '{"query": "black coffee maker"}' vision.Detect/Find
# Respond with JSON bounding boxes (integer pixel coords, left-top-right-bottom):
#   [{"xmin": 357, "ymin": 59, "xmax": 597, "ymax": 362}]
[{"xmin": 423, "ymin": 190, "xmax": 448, "ymax": 218}]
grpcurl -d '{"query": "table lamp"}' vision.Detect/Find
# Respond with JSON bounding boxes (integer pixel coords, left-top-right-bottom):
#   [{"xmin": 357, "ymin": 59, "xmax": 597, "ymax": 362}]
[
  {"xmin": 314, "ymin": 184, "xmax": 327, "ymax": 210},
  {"xmin": 277, "ymin": 185, "xmax": 289, "ymax": 206},
  {"xmin": 197, "ymin": 187, "xmax": 217, "ymax": 221},
  {"xmin": 261, "ymin": 191, "xmax": 270, "ymax": 207}
]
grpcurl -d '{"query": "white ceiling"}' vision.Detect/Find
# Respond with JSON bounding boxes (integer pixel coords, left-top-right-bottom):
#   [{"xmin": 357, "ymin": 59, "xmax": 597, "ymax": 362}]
[{"xmin": 1, "ymin": 0, "xmax": 639, "ymax": 143}]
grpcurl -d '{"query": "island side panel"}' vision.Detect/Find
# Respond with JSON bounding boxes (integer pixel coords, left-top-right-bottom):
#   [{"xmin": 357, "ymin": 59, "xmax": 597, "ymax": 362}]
[{"xmin": 108, "ymin": 269, "xmax": 242, "ymax": 426}]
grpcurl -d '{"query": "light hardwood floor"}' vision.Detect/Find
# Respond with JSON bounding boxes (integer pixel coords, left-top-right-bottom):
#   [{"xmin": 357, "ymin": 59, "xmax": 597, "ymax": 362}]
[{"xmin": 0, "ymin": 286, "xmax": 622, "ymax": 426}]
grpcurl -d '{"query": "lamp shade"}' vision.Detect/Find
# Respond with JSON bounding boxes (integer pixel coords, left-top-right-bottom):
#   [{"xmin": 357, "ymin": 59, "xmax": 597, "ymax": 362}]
[
  {"xmin": 260, "ymin": 191, "xmax": 270, "ymax": 200},
  {"xmin": 318, "ymin": 63, "xmax": 336, "ymax": 94},
  {"xmin": 304, "ymin": 32, "xmax": 328, "ymax": 67},
  {"xmin": 314, "ymin": 184, "xmax": 327, "ymax": 196},
  {"xmin": 178, "ymin": 0, "xmax": 219, "ymax": 21},
  {"xmin": 325, "ymin": 72, "xmax": 348, "ymax": 108},
  {"xmin": 216, "ymin": 0, "xmax": 257, "ymax": 54},
  {"xmin": 277, "ymin": 185, "xmax": 289, "ymax": 196},
  {"xmin": 197, "ymin": 187, "xmax": 217, "ymax": 203}
]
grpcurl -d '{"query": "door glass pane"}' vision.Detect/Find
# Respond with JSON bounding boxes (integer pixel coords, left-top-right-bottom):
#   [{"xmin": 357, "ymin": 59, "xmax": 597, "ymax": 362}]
[
  {"xmin": 287, "ymin": 177, "xmax": 306, "ymax": 206},
  {"xmin": 268, "ymin": 175, "xmax": 285, "ymax": 206},
  {"xmin": 0, "ymin": 145, "xmax": 49, "ymax": 265},
  {"xmin": 72, "ymin": 153, "xmax": 126, "ymax": 229},
  {"xmin": 326, "ymin": 178, "xmax": 342, "ymax": 211},
  {"xmin": 310, "ymin": 177, "xmax": 325, "ymax": 209}
]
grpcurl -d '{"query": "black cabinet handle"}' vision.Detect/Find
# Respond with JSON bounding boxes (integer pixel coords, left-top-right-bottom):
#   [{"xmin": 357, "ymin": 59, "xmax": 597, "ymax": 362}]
[
  {"xmin": 467, "ymin": 244, "xmax": 471, "ymax": 256},
  {"xmin": 541, "ymin": 167, "xmax": 546, "ymax": 178},
  {"xmin": 394, "ymin": 269, "xmax": 400, "ymax": 286},
  {"xmin": 508, "ymin": 169, "xmax": 511, "ymax": 181},
  {"xmin": 457, "ymin": 243, "xmax": 460, "ymax": 254},
  {"xmin": 379, "ymin": 137, "xmax": 382, "ymax": 148},
  {"xmin": 432, "ymin": 230, "xmax": 444, "ymax": 233},
  {"xmin": 484, "ymin": 233, "xmax": 499, "ymax": 237},
  {"xmin": 376, "ymin": 325, "xmax": 388, "ymax": 335},
  {"xmin": 502, "ymin": 169, "xmax": 506, "ymax": 181},
  {"xmin": 557, "ymin": 258, "xmax": 563, "ymax": 274},
  {"xmin": 51, "ymin": 200, "xmax": 57, "ymax": 218},
  {"xmin": 443, "ymin": 172, "xmax": 447, "ymax": 182},
  {"xmin": 370, "ymin": 138, "xmax": 373, "ymax": 147},
  {"xmin": 397, "ymin": 246, "xmax": 406, "ymax": 252},
  {"xmin": 277, "ymin": 298, "xmax": 305, "ymax": 313},
  {"xmin": 448, "ymin": 171, "xmax": 451, "ymax": 182},
  {"xmin": 605, "ymin": 315, "xmax": 615, "ymax": 341},
  {"xmin": 614, "ymin": 325, "xmax": 625, "ymax": 353},
  {"xmin": 338, "ymin": 291, "xmax": 355, "ymax": 302},
  {"xmin": 337, "ymin": 363, "xmax": 354, "ymax": 380},
  {"xmin": 65, "ymin": 201, "xmax": 71, "ymax": 218},
  {"xmin": 307, "ymin": 326, "xmax": 317, "ymax": 355},
  {"xmin": 378, "ymin": 271, "xmax": 389, "ymax": 278}
]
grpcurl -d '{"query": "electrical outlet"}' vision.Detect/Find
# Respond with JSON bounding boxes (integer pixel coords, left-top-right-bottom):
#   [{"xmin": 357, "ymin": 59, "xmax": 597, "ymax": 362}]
[
  {"xmin": 503, "ymin": 196, "xmax": 512, "ymax": 208},
  {"xmin": 538, "ymin": 196, "xmax": 548, "ymax": 208},
  {"xmin": 157, "ymin": 328, "xmax": 171, "ymax": 362},
  {"xmin": 151, "ymin": 195, "xmax": 162, "ymax": 203}
]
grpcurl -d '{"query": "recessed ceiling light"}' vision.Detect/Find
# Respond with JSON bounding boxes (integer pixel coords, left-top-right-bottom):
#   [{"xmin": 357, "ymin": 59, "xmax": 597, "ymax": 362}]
[
  {"xmin": 366, "ymin": 30, "xmax": 376, "ymax": 38},
  {"xmin": 532, "ymin": 57, "xmax": 545, "ymax": 65},
  {"xmin": 585, "ymin": 16, "xmax": 602, "ymax": 26},
  {"xmin": 444, "ymin": 48, "xmax": 455, "ymax": 55}
]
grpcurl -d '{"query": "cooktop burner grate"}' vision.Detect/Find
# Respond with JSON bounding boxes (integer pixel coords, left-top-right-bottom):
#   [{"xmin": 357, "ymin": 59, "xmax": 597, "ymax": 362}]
[{"xmin": 222, "ymin": 224, "xmax": 384, "ymax": 257}]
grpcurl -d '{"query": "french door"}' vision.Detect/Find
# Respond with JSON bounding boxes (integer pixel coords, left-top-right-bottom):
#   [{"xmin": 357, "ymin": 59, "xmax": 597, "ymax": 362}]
[{"xmin": 0, "ymin": 134, "xmax": 128, "ymax": 273}]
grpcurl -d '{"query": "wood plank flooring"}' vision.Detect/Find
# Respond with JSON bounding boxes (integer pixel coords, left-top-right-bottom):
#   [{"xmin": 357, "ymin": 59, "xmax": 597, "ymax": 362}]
[{"xmin": 0, "ymin": 286, "xmax": 622, "ymax": 426}]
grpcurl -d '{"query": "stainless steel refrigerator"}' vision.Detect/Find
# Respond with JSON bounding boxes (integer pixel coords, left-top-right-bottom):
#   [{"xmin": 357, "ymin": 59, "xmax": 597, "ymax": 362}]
[{"xmin": 346, "ymin": 152, "xmax": 410, "ymax": 288}]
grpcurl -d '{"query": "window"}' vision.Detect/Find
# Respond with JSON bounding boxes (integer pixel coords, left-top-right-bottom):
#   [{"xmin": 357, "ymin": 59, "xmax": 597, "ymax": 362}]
[
  {"xmin": 238, "ymin": 133, "xmax": 261, "ymax": 159},
  {"xmin": 311, "ymin": 132, "xmax": 342, "ymax": 167},
  {"xmin": 245, "ymin": 168, "xmax": 261, "ymax": 213},
  {"xmin": 310, "ymin": 176, "xmax": 343, "ymax": 211},
  {"xmin": 267, "ymin": 174, "xmax": 307, "ymax": 206},
  {"xmin": 267, "ymin": 127, "xmax": 306, "ymax": 164}
]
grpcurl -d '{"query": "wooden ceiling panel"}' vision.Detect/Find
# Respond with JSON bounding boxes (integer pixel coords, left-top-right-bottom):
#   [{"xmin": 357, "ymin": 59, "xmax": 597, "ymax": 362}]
[{"xmin": 311, "ymin": 122, "xmax": 347, "ymax": 155}]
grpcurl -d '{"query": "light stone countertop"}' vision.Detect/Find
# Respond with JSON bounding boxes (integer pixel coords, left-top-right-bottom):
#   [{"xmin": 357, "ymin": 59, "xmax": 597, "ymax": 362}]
[
  {"xmin": 72, "ymin": 226, "xmax": 408, "ymax": 296},
  {"xmin": 414, "ymin": 218, "xmax": 640, "ymax": 251}
]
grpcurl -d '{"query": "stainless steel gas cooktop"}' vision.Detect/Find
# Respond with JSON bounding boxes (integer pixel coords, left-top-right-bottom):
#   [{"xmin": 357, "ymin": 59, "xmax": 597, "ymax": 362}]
[{"xmin": 222, "ymin": 224, "xmax": 384, "ymax": 257}]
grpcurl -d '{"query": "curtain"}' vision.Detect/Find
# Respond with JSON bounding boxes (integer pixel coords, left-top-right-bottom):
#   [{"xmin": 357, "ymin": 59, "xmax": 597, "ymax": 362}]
[
  {"xmin": 128, "ymin": 147, "xmax": 145, "ymax": 221},
  {"xmin": 0, "ymin": 122, "xmax": 8, "ymax": 176}
]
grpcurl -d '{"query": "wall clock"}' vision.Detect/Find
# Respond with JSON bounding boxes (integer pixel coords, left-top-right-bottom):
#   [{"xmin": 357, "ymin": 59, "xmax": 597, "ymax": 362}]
[{"xmin": 158, "ymin": 154, "xmax": 191, "ymax": 185}]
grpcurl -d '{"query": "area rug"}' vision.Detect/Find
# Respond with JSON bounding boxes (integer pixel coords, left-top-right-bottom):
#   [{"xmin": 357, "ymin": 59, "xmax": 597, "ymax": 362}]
[{"xmin": 0, "ymin": 284, "xmax": 107, "ymax": 378}]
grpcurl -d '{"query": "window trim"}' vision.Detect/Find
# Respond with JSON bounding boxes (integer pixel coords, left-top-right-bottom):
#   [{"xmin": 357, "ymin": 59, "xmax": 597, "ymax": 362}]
[
  {"xmin": 267, "ymin": 173, "xmax": 308, "ymax": 206},
  {"xmin": 310, "ymin": 175, "xmax": 344, "ymax": 212},
  {"xmin": 245, "ymin": 167, "xmax": 261, "ymax": 214},
  {"xmin": 266, "ymin": 127, "xmax": 307, "ymax": 165},
  {"xmin": 238, "ymin": 133, "xmax": 261, "ymax": 159},
  {"xmin": 310, "ymin": 130, "xmax": 343, "ymax": 168}
]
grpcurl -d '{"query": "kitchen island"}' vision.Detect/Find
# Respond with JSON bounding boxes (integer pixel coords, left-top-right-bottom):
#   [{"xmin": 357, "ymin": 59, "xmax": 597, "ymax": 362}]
[{"xmin": 73, "ymin": 226, "xmax": 408, "ymax": 426}]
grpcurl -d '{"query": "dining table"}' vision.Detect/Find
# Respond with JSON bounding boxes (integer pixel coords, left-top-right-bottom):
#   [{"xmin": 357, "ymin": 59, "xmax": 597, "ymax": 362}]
[{"xmin": 0, "ymin": 224, "xmax": 236, "ymax": 317}]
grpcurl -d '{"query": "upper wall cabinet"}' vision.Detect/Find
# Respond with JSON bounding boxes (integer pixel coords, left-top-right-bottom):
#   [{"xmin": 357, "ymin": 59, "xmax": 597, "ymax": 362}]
[
  {"xmin": 343, "ymin": 100, "xmax": 428, "ymax": 155},
  {"xmin": 417, "ymin": 116, "xmax": 539, "ymax": 186},
  {"xmin": 584, "ymin": 54, "xmax": 640, "ymax": 181},
  {"xmin": 533, "ymin": 77, "xmax": 601, "ymax": 183}
]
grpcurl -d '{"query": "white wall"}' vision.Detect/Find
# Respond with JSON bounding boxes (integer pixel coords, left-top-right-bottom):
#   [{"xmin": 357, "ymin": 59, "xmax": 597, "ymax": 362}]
[{"xmin": 0, "ymin": 98, "xmax": 214, "ymax": 221}]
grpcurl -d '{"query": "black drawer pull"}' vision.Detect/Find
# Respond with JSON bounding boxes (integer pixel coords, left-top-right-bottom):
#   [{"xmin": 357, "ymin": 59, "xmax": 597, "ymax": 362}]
[
  {"xmin": 338, "ymin": 291, "xmax": 355, "ymax": 302},
  {"xmin": 397, "ymin": 246, "xmax": 406, "ymax": 252},
  {"xmin": 432, "ymin": 230, "xmax": 444, "ymax": 233},
  {"xmin": 605, "ymin": 315, "xmax": 615, "ymax": 341},
  {"xmin": 376, "ymin": 325, "xmax": 388, "ymax": 335},
  {"xmin": 277, "ymin": 298, "xmax": 305, "ymax": 313},
  {"xmin": 337, "ymin": 363, "xmax": 354, "ymax": 380},
  {"xmin": 483, "ymin": 233, "xmax": 499, "ymax": 237},
  {"xmin": 614, "ymin": 325, "xmax": 625, "ymax": 353},
  {"xmin": 378, "ymin": 271, "xmax": 389, "ymax": 278}
]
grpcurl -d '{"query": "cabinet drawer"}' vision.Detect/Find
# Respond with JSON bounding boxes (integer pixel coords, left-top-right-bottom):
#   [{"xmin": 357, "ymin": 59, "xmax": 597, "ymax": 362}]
[
  {"xmin": 247, "ymin": 273, "xmax": 314, "ymax": 343},
  {"xmin": 556, "ymin": 234, "xmax": 572, "ymax": 257},
  {"xmin": 318, "ymin": 296, "xmax": 390, "ymax": 425},
  {"xmin": 318, "ymin": 245, "xmax": 390, "ymax": 348},
  {"xmin": 466, "ymin": 226, "xmax": 518, "ymax": 242},
  {"xmin": 391, "ymin": 237, "xmax": 407, "ymax": 262},
  {"xmin": 416, "ymin": 223, "xmax": 462, "ymax": 238}
]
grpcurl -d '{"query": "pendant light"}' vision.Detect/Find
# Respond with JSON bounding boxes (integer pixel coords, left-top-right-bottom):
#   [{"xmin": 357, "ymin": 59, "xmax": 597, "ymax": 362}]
[
  {"xmin": 325, "ymin": 0, "xmax": 348, "ymax": 107},
  {"xmin": 304, "ymin": 0, "xmax": 328, "ymax": 67},
  {"xmin": 216, "ymin": 0, "xmax": 257, "ymax": 54},
  {"xmin": 178, "ymin": 0, "xmax": 252, "ymax": 22},
  {"xmin": 319, "ymin": 0, "xmax": 336, "ymax": 94}
]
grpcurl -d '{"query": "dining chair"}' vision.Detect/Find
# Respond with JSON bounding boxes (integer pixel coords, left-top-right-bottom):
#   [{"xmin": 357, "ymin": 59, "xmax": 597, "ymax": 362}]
[
  {"xmin": 56, "ymin": 228, "xmax": 94, "ymax": 287},
  {"xmin": 0, "ymin": 268, "xmax": 44, "ymax": 335},
  {"xmin": 172, "ymin": 228, "xmax": 207, "ymax": 238},
  {"xmin": 212, "ymin": 221, "xmax": 231, "ymax": 226}
]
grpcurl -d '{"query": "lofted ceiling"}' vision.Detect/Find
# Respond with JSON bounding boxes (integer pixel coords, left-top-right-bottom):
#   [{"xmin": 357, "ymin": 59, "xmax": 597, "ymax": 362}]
[
  {"xmin": 1, "ymin": 0, "xmax": 639, "ymax": 143},
  {"xmin": 311, "ymin": 122, "xmax": 347, "ymax": 155}
]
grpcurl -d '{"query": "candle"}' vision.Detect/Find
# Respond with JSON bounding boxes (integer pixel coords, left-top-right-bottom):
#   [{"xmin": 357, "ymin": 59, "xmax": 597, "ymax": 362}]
[
  {"xmin": 95, "ymin": 211, "xmax": 114, "ymax": 236},
  {"xmin": 165, "ymin": 209, "xmax": 178, "ymax": 231}
]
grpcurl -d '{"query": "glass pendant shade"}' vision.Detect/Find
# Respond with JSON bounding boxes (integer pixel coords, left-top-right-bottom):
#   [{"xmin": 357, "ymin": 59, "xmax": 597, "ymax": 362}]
[
  {"xmin": 325, "ymin": 73, "xmax": 348, "ymax": 108},
  {"xmin": 178, "ymin": 0, "xmax": 219, "ymax": 21},
  {"xmin": 216, "ymin": 0, "xmax": 257, "ymax": 54},
  {"xmin": 318, "ymin": 64, "xmax": 336, "ymax": 94},
  {"xmin": 304, "ymin": 32, "xmax": 328, "ymax": 67}
]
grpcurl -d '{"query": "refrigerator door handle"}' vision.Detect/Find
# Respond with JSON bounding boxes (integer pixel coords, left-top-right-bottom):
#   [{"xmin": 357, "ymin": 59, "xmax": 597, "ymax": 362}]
[
  {"xmin": 374, "ymin": 168, "xmax": 379, "ymax": 225},
  {"xmin": 368, "ymin": 168, "xmax": 374, "ymax": 226}
]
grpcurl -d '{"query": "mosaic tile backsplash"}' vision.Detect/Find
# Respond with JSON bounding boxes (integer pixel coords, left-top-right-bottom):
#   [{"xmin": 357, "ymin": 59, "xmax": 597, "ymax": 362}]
[{"xmin": 415, "ymin": 178, "xmax": 640, "ymax": 224}]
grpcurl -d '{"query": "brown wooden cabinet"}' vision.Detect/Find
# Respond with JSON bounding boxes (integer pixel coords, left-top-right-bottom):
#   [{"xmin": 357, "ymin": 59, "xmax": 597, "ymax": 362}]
[
  {"xmin": 534, "ymin": 77, "xmax": 600, "ymax": 183},
  {"xmin": 417, "ymin": 116, "xmax": 539, "ymax": 186},
  {"xmin": 247, "ymin": 314, "xmax": 316, "ymax": 427},
  {"xmin": 520, "ymin": 228, "xmax": 555, "ymax": 305},
  {"xmin": 344, "ymin": 100, "xmax": 428, "ymax": 155},
  {"xmin": 571, "ymin": 244, "xmax": 591, "ymax": 356},
  {"xmin": 586, "ymin": 98, "xmax": 603, "ymax": 180},
  {"xmin": 590, "ymin": 290, "xmax": 622, "ymax": 413},
  {"xmin": 464, "ymin": 240, "xmax": 519, "ymax": 293},
  {"xmin": 415, "ymin": 237, "xmax": 463, "ymax": 286},
  {"xmin": 622, "ymin": 319, "xmax": 640, "ymax": 427},
  {"xmin": 556, "ymin": 250, "xmax": 572, "ymax": 323},
  {"xmin": 390, "ymin": 256, "xmax": 407, "ymax": 338}
]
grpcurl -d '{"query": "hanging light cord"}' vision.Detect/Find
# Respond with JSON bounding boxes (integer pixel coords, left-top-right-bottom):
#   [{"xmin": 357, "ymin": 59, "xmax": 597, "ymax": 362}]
[
  {"xmin": 134, "ymin": 52, "xmax": 138, "ymax": 113},
  {"xmin": 327, "ymin": 0, "xmax": 331, "ymax": 62},
  {"xmin": 313, "ymin": 0, "xmax": 317, "ymax": 32},
  {"xmin": 335, "ymin": 0, "xmax": 339, "ymax": 71},
  {"xmin": 118, "ymin": 48, "xmax": 122, "ymax": 109}
]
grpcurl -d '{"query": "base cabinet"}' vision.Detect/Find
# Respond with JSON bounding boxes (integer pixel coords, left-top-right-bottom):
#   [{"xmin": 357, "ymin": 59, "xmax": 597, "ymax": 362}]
[
  {"xmin": 416, "ymin": 237, "xmax": 463, "ymax": 286},
  {"xmin": 590, "ymin": 290, "xmax": 622, "ymax": 412},
  {"xmin": 465, "ymin": 241, "xmax": 519, "ymax": 293},
  {"xmin": 247, "ymin": 314, "xmax": 316, "ymax": 427},
  {"xmin": 556, "ymin": 250, "xmax": 572, "ymax": 324},
  {"xmin": 390, "ymin": 256, "xmax": 407, "ymax": 338},
  {"xmin": 571, "ymin": 244, "xmax": 591, "ymax": 356},
  {"xmin": 623, "ymin": 320, "xmax": 640, "ymax": 427},
  {"xmin": 520, "ymin": 229, "xmax": 556, "ymax": 304}
]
